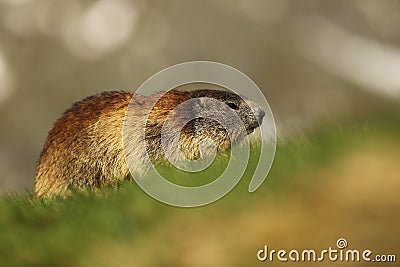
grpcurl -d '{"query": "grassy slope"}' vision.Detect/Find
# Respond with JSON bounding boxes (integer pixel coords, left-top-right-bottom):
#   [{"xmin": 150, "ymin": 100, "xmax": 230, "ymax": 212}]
[{"xmin": 0, "ymin": 107, "xmax": 399, "ymax": 267}]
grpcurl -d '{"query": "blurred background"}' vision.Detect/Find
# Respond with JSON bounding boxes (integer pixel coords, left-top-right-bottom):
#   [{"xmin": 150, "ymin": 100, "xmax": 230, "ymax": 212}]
[
  {"xmin": 0, "ymin": 1, "xmax": 400, "ymax": 266},
  {"xmin": 0, "ymin": 0, "xmax": 400, "ymax": 192}
]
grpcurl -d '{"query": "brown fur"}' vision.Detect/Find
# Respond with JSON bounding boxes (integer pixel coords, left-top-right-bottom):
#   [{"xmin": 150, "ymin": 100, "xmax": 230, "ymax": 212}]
[{"xmin": 35, "ymin": 89, "xmax": 264, "ymax": 197}]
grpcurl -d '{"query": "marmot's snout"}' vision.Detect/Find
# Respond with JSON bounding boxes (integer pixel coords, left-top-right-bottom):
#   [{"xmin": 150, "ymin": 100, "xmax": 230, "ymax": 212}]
[
  {"xmin": 255, "ymin": 108, "xmax": 265, "ymax": 124},
  {"xmin": 240, "ymin": 99, "xmax": 265, "ymax": 134},
  {"xmin": 248, "ymin": 102, "xmax": 265, "ymax": 124}
]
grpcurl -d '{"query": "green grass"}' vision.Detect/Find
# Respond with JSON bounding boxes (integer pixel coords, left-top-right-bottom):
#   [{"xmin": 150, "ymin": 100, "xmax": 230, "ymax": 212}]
[{"xmin": 1, "ymin": 106, "xmax": 399, "ymax": 267}]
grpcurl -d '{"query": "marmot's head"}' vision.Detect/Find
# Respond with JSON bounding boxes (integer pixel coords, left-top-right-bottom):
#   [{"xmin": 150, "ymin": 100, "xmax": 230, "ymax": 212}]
[
  {"xmin": 146, "ymin": 89, "xmax": 265, "ymax": 161},
  {"xmin": 187, "ymin": 89, "xmax": 265, "ymax": 134}
]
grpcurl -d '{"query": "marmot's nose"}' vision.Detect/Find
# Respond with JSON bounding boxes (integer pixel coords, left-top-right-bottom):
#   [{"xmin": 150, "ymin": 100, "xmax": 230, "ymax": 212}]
[
  {"xmin": 259, "ymin": 109, "xmax": 265, "ymax": 119},
  {"xmin": 255, "ymin": 108, "xmax": 265, "ymax": 123}
]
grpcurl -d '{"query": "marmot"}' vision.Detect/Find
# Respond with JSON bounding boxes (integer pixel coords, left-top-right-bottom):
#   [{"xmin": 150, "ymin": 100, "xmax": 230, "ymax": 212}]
[{"xmin": 35, "ymin": 89, "xmax": 265, "ymax": 197}]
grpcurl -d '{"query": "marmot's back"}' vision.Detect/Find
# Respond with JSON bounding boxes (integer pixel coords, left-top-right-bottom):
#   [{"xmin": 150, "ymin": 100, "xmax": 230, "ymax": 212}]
[
  {"xmin": 35, "ymin": 91, "xmax": 133, "ymax": 196},
  {"xmin": 35, "ymin": 89, "xmax": 264, "ymax": 197}
]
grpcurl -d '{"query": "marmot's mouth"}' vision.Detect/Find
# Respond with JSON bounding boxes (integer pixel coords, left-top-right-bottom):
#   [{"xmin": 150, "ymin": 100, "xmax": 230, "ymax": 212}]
[
  {"xmin": 246, "ymin": 125, "xmax": 257, "ymax": 134},
  {"xmin": 246, "ymin": 119, "xmax": 263, "ymax": 134},
  {"xmin": 247, "ymin": 129, "xmax": 254, "ymax": 134}
]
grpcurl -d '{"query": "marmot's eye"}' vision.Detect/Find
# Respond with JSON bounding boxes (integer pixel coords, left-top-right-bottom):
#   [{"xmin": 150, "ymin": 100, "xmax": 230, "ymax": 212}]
[{"xmin": 227, "ymin": 102, "xmax": 239, "ymax": 110}]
